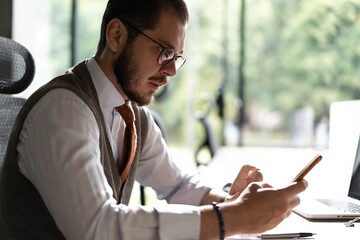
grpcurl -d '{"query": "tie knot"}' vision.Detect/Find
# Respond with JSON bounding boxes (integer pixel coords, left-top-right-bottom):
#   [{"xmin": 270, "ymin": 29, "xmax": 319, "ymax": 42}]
[{"xmin": 116, "ymin": 101, "xmax": 135, "ymax": 126}]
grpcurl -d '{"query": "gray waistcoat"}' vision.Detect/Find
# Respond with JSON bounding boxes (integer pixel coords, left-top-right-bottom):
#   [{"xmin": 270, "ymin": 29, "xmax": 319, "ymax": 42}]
[{"xmin": 0, "ymin": 61, "xmax": 148, "ymax": 239}]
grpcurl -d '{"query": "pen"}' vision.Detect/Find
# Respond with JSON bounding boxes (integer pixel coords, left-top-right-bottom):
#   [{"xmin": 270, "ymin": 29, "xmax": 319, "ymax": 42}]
[{"xmin": 258, "ymin": 232, "xmax": 316, "ymax": 239}]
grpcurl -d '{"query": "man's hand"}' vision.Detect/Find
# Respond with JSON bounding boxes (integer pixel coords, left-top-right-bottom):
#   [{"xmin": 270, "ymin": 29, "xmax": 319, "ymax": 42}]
[
  {"xmin": 200, "ymin": 180, "xmax": 308, "ymax": 239},
  {"xmin": 229, "ymin": 165, "xmax": 263, "ymax": 196},
  {"xmin": 226, "ymin": 180, "xmax": 307, "ymax": 234}
]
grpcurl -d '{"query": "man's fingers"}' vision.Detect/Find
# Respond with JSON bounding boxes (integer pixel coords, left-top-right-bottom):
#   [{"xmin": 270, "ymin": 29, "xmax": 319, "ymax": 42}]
[
  {"xmin": 236, "ymin": 165, "xmax": 257, "ymax": 179},
  {"xmin": 240, "ymin": 164, "xmax": 257, "ymax": 171},
  {"xmin": 248, "ymin": 182, "xmax": 272, "ymax": 192},
  {"xmin": 248, "ymin": 168, "xmax": 263, "ymax": 182},
  {"xmin": 279, "ymin": 179, "xmax": 308, "ymax": 196},
  {"xmin": 248, "ymin": 182, "xmax": 262, "ymax": 192},
  {"xmin": 236, "ymin": 165, "xmax": 263, "ymax": 182},
  {"xmin": 230, "ymin": 165, "xmax": 261, "ymax": 194},
  {"xmin": 288, "ymin": 195, "xmax": 301, "ymax": 208}
]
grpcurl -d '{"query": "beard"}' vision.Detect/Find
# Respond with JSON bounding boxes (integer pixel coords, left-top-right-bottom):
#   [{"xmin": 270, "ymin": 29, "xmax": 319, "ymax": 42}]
[{"xmin": 113, "ymin": 44, "xmax": 154, "ymax": 106}]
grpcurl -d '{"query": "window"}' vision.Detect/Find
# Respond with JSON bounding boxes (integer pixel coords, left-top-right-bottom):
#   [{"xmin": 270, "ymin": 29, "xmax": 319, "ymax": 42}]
[
  {"xmin": 164, "ymin": 0, "xmax": 360, "ymax": 154},
  {"xmin": 13, "ymin": 0, "xmax": 360, "ymax": 155}
]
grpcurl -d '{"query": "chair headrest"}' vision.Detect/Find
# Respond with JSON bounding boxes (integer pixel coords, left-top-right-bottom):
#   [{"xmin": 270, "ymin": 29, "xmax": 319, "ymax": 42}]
[{"xmin": 0, "ymin": 36, "xmax": 35, "ymax": 94}]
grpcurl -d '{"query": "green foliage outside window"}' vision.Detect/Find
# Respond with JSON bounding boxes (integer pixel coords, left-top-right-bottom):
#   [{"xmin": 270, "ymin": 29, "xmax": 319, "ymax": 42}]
[{"xmin": 48, "ymin": 0, "xmax": 360, "ymax": 149}]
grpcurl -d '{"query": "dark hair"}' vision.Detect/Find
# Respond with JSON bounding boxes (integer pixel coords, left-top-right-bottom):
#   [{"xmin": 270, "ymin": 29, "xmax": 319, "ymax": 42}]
[{"xmin": 96, "ymin": 0, "xmax": 189, "ymax": 54}]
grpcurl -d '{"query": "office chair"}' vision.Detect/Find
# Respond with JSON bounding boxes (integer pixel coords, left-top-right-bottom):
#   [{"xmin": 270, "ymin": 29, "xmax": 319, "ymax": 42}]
[
  {"xmin": 195, "ymin": 95, "xmax": 218, "ymax": 167},
  {"xmin": 0, "ymin": 36, "xmax": 35, "ymax": 164}
]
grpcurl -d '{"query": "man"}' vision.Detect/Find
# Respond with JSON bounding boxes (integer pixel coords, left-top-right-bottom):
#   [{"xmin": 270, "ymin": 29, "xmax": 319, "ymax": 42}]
[{"xmin": 0, "ymin": 0, "xmax": 307, "ymax": 239}]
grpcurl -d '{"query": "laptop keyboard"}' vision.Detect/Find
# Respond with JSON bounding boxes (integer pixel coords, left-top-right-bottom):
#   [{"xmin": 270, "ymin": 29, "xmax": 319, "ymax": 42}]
[{"xmin": 318, "ymin": 199, "xmax": 360, "ymax": 213}]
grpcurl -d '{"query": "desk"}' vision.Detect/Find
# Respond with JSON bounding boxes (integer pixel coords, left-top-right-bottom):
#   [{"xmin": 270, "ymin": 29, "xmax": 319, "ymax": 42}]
[
  {"xmin": 227, "ymin": 215, "xmax": 360, "ymax": 239},
  {"xmin": 201, "ymin": 146, "xmax": 354, "ymax": 197},
  {"xmin": 200, "ymin": 146, "xmax": 360, "ymax": 239}
]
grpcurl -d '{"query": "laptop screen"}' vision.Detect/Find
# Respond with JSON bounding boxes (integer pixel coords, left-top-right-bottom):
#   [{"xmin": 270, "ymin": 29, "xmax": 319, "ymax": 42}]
[{"xmin": 349, "ymin": 135, "xmax": 360, "ymax": 200}]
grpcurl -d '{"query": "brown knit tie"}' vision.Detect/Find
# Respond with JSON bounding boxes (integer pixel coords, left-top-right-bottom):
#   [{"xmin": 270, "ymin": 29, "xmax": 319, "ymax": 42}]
[{"xmin": 116, "ymin": 101, "xmax": 137, "ymax": 182}]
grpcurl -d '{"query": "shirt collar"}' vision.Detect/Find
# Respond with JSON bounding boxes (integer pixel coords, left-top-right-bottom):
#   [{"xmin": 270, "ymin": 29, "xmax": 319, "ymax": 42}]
[{"xmin": 86, "ymin": 57, "xmax": 125, "ymax": 108}]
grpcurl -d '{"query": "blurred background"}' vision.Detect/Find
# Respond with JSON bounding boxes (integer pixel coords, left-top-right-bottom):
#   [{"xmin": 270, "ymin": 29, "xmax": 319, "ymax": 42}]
[{"xmin": 1, "ymin": 0, "xmax": 359, "ymax": 170}]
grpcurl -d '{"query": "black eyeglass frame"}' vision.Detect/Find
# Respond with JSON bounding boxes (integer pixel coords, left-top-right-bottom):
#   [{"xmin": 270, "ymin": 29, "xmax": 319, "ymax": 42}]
[{"xmin": 123, "ymin": 22, "xmax": 186, "ymax": 70}]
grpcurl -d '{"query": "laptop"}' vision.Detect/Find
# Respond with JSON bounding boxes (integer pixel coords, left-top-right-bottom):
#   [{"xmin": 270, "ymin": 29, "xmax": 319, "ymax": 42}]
[{"xmin": 293, "ymin": 135, "xmax": 360, "ymax": 220}]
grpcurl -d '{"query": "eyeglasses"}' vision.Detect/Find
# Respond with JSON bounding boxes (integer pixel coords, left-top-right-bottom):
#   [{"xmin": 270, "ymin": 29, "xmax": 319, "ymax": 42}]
[{"xmin": 124, "ymin": 22, "xmax": 186, "ymax": 70}]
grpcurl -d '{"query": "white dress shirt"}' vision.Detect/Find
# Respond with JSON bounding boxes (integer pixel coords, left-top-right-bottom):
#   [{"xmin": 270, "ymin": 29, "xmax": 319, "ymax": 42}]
[{"xmin": 17, "ymin": 57, "xmax": 211, "ymax": 240}]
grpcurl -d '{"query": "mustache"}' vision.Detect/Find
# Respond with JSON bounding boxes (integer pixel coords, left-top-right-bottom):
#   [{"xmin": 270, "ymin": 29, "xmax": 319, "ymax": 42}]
[{"xmin": 149, "ymin": 76, "xmax": 168, "ymax": 86}]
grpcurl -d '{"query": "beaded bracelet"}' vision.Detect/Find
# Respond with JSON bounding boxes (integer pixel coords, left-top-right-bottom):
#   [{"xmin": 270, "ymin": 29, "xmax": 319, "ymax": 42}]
[{"xmin": 211, "ymin": 202, "xmax": 225, "ymax": 240}]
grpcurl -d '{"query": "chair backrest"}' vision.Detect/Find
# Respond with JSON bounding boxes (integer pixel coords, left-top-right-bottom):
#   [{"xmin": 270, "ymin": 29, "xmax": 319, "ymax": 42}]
[{"xmin": 0, "ymin": 36, "xmax": 35, "ymax": 163}]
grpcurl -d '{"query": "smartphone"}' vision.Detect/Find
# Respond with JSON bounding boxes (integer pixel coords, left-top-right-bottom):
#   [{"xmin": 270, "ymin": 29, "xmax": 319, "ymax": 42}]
[{"xmin": 291, "ymin": 154, "xmax": 323, "ymax": 182}]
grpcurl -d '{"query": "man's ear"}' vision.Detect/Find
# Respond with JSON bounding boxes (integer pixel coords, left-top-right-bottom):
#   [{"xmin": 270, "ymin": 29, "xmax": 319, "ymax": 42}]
[{"xmin": 106, "ymin": 18, "xmax": 128, "ymax": 53}]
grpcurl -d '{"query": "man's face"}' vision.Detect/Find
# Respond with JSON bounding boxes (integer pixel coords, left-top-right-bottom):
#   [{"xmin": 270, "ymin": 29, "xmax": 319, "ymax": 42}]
[{"xmin": 113, "ymin": 10, "xmax": 187, "ymax": 106}]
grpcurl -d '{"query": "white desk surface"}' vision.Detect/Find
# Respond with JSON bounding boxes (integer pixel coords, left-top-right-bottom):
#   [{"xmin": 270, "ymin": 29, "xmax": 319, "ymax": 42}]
[{"xmin": 200, "ymin": 146, "xmax": 360, "ymax": 240}]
